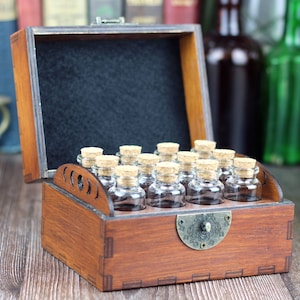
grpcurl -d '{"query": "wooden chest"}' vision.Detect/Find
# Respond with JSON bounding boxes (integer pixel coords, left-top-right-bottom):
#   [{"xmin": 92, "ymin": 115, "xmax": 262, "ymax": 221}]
[{"xmin": 10, "ymin": 24, "xmax": 294, "ymax": 292}]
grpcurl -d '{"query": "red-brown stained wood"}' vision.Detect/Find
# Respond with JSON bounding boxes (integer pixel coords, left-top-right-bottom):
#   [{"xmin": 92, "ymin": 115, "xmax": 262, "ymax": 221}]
[
  {"xmin": 42, "ymin": 182, "xmax": 106, "ymax": 291},
  {"xmin": 41, "ymin": 164, "xmax": 294, "ymax": 292},
  {"xmin": 10, "ymin": 30, "xmax": 40, "ymax": 182}
]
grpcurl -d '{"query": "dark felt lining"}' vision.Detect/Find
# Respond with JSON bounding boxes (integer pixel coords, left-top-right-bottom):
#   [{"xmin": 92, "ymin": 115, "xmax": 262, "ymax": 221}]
[{"xmin": 35, "ymin": 37, "xmax": 190, "ymax": 170}]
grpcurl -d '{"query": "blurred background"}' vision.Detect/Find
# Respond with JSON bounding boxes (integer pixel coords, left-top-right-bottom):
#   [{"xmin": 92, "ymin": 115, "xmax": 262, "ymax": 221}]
[{"xmin": 1, "ymin": 0, "xmax": 299, "ymax": 166}]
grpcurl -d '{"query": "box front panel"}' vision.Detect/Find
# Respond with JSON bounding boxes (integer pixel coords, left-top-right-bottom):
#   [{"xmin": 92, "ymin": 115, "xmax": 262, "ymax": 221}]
[{"xmin": 103, "ymin": 202, "xmax": 293, "ymax": 291}]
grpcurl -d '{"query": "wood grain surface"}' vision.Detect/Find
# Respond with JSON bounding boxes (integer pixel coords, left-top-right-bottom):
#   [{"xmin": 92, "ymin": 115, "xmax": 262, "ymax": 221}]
[{"xmin": 0, "ymin": 154, "xmax": 299, "ymax": 299}]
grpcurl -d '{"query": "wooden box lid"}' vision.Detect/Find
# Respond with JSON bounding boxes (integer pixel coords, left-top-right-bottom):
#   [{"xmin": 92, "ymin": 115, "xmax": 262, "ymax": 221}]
[{"xmin": 11, "ymin": 24, "xmax": 212, "ymax": 183}]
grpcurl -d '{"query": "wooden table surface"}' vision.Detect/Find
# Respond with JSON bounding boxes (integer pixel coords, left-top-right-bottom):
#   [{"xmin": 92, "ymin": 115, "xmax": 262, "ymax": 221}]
[{"xmin": 0, "ymin": 154, "xmax": 299, "ymax": 300}]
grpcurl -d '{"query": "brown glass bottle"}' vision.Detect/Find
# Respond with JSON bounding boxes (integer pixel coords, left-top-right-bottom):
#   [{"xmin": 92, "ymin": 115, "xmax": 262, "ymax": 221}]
[{"xmin": 204, "ymin": 0, "xmax": 263, "ymax": 159}]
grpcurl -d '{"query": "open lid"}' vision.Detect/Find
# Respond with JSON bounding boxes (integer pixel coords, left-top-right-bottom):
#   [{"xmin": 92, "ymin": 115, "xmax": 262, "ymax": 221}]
[{"xmin": 11, "ymin": 24, "xmax": 213, "ymax": 183}]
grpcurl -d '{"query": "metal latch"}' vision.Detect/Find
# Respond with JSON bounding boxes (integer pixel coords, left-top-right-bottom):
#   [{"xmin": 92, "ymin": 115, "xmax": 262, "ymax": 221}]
[
  {"xmin": 92, "ymin": 17, "xmax": 126, "ymax": 25},
  {"xmin": 176, "ymin": 211, "xmax": 232, "ymax": 250}
]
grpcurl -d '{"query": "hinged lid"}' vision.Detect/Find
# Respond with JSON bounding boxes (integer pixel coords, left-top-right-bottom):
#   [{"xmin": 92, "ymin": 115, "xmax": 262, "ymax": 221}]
[{"xmin": 11, "ymin": 24, "xmax": 213, "ymax": 183}]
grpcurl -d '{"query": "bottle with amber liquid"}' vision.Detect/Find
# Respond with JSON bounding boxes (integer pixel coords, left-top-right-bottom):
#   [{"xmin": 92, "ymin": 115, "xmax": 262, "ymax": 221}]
[
  {"xmin": 263, "ymin": 0, "xmax": 300, "ymax": 165},
  {"xmin": 204, "ymin": 0, "xmax": 263, "ymax": 159}
]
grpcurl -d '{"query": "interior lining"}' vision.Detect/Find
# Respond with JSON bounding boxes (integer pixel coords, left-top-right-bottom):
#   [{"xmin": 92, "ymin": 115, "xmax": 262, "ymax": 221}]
[{"xmin": 35, "ymin": 36, "xmax": 191, "ymax": 169}]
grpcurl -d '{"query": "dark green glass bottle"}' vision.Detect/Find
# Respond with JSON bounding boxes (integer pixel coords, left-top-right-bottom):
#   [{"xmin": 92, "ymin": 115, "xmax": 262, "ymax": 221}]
[{"xmin": 263, "ymin": 0, "xmax": 300, "ymax": 165}]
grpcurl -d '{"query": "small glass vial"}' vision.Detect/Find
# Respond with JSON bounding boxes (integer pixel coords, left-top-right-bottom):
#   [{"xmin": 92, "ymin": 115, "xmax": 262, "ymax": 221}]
[
  {"xmin": 177, "ymin": 151, "xmax": 199, "ymax": 191},
  {"xmin": 108, "ymin": 165, "xmax": 146, "ymax": 211},
  {"xmin": 155, "ymin": 142, "xmax": 179, "ymax": 162},
  {"xmin": 137, "ymin": 153, "xmax": 160, "ymax": 194},
  {"xmin": 193, "ymin": 140, "xmax": 216, "ymax": 158},
  {"xmin": 224, "ymin": 157, "xmax": 262, "ymax": 202},
  {"xmin": 212, "ymin": 149, "xmax": 236, "ymax": 184},
  {"xmin": 148, "ymin": 162, "xmax": 186, "ymax": 208},
  {"xmin": 117, "ymin": 145, "xmax": 142, "ymax": 165},
  {"xmin": 186, "ymin": 159, "xmax": 224, "ymax": 205},
  {"xmin": 92, "ymin": 155, "xmax": 119, "ymax": 190},
  {"xmin": 77, "ymin": 146, "xmax": 103, "ymax": 172}
]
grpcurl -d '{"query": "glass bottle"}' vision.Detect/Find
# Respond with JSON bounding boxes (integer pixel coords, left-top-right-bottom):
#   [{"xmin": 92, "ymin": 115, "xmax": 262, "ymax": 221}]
[
  {"xmin": 177, "ymin": 151, "xmax": 199, "ymax": 191},
  {"xmin": 192, "ymin": 139, "xmax": 216, "ymax": 158},
  {"xmin": 148, "ymin": 162, "xmax": 186, "ymax": 208},
  {"xmin": 212, "ymin": 148, "xmax": 235, "ymax": 183},
  {"xmin": 108, "ymin": 165, "xmax": 146, "ymax": 211},
  {"xmin": 204, "ymin": 0, "xmax": 263, "ymax": 159},
  {"xmin": 262, "ymin": 0, "xmax": 300, "ymax": 165},
  {"xmin": 186, "ymin": 158, "xmax": 224, "ymax": 205},
  {"xmin": 224, "ymin": 157, "xmax": 262, "ymax": 202},
  {"xmin": 137, "ymin": 153, "xmax": 159, "ymax": 194},
  {"xmin": 117, "ymin": 145, "xmax": 142, "ymax": 165},
  {"xmin": 241, "ymin": 0, "xmax": 287, "ymax": 54},
  {"xmin": 155, "ymin": 142, "xmax": 179, "ymax": 162},
  {"xmin": 92, "ymin": 155, "xmax": 119, "ymax": 190},
  {"xmin": 77, "ymin": 146, "xmax": 103, "ymax": 172}
]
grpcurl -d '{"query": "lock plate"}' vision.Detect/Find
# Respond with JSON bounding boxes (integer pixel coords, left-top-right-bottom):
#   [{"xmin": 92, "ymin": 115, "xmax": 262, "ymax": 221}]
[{"xmin": 176, "ymin": 211, "xmax": 232, "ymax": 250}]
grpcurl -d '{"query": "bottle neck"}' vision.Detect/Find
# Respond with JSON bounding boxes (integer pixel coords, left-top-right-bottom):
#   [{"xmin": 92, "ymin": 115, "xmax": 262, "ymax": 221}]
[
  {"xmin": 217, "ymin": 0, "xmax": 242, "ymax": 36},
  {"xmin": 283, "ymin": 0, "xmax": 300, "ymax": 46}
]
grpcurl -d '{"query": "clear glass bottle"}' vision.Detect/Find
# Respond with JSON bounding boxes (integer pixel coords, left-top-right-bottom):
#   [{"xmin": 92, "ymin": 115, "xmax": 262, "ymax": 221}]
[
  {"xmin": 224, "ymin": 157, "xmax": 262, "ymax": 202},
  {"xmin": 192, "ymin": 139, "xmax": 216, "ymax": 158},
  {"xmin": 204, "ymin": 0, "xmax": 263, "ymax": 159},
  {"xmin": 187, "ymin": 159, "xmax": 224, "ymax": 205},
  {"xmin": 212, "ymin": 148, "xmax": 236, "ymax": 183},
  {"xmin": 77, "ymin": 146, "xmax": 103, "ymax": 172},
  {"xmin": 177, "ymin": 151, "xmax": 199, "ymax": 191},
  {"xmin": 148, "ymin": 162, "xmax": 186, "ymax": 208},
  {"xmin": 137, "ymin": 153, "xmax": 160, "ymax": 195},
  {"xmin": 117, "ymin": 145, "xmax": 142, "ymax": 165},
  {"xmin": 108, "ymin": 165, "xmax": 146, "ymax": 211},
  {"xmin": 92, "ymin": 155, "xmax": 119, "ymax": 190},
  {"xmin": 263, "ymin": 0, "xmax": 300, "ymax": 165},
  {"xmin": 155, "ymin": 142, "xmax": 179, "ymax": 162}
]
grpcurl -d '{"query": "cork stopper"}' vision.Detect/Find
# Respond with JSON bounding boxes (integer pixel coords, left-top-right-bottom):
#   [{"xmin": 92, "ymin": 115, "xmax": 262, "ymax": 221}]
[
  {"xmin": 115, "ymin": 165, "xmax": 139, "ymax": 187},
  {"xmin": 156, "ymin": 142, "xmax": 179, "ymax": 154},
  {"xmin": 213, "ymin": 149, "xmax": 236, "ymax": 168},
  {"xmin": 81, "ymin": 146, "xmax": 103, "ymax": 158},
  {"xmin": 194, "ymin": 140, "xmax": 216, "ymax": 152},
  {"xmin": 80, "ymin": 146, "xmax": 103, "ymax": 168},
  {"xmin": 119, "ymin": 145, "xmax": 142, "ymax": 156},
  {"xmin": 233, "ymin": 157, "xmax": 257, "ymax": 178},
  {"xmin": 194, "ymin": 140, "xmax": 216, "ymax": 158},
  {"xmin": 156, "ymin": 162, "xmax": 179, "ymax": 184},
  {"xmin": 95, "ymin": 155, "xmax": 119, "ymax": 176},
  {"xmin": 177, "ymin": 151, "xmax": 199, "ymax": 172},
  {"xmin": 196, "ymin": 159, "xmax": 219, "ymax": 181},
  {"xmin": 137, "ymin": 153, "xmax": 160, "ymax": 174}
]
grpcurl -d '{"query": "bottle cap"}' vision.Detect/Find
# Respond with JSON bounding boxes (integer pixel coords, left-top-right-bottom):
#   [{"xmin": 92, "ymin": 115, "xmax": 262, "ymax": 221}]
[
  {"xmin": 156, "ymin": 142, "xmax": 179, "ymax": 154},
  {"xmin": 156, "ymin": 162, "xmax": 179, "ymax": 184},
  {"xmin": 233, "ymin": 157, "xmax": 256, "ymax": 168},
  {"xmin": 81, "ymin": 146, "xmax": 103, "ymax": 158},
  {"xmin": 194, "ymin": 140, "xmax": 216, "ymax": 152},
  {"xmin": 95, "ymin": 155, "xmax": 119, "ymax": 167},
  {"xmin": 137, "ymin": 153, "xmax": 160, "ymax": 165},
  {"xmin": 213, "ymin": 149, "xmax": 235, "ymax": 167},
  {"xmin": 233, "ymin": 157, "xmax": 257, "ymax": 178},
  {"xmin": 119, "ymin": 145, "xmax": 142, "ymax": 156},
  {"xmin": 196, "ymin": 158, "xmax": 219, "ymax": 170},
  {"xmin": 115, "ymin": 165, "xmax": 139, "ymax": 187},
  {"xmin": 115, "ymin": 165, "xmax": 139, "ymax": 177},
  {"xmin": 177, "ymin": 151, "xmax": 199, "ymax": 163},
  {"xmin": 196, "ymin": 159, "xmax": 219, "ymax": 180}
]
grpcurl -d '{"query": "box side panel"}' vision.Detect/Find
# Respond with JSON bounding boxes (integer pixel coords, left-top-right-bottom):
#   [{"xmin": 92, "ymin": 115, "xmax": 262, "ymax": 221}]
[
  {"xmin": 42, "ymin": 182, "xmax": 106, "ymax": 290},
  {"xmin": 104, "ymin": 203, "xmax": 294, "ymax": 291},
  {"xmin": 10, "ymin": 29, "xmax": 40, "ymax": 182}
]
